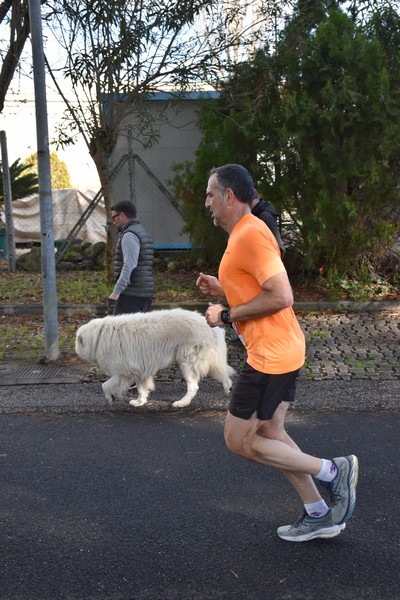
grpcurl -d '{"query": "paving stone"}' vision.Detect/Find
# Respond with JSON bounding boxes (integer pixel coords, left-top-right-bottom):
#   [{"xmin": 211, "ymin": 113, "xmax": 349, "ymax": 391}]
[
  {"xmin": 225, "ymin": 310, "xmax": 399, "ymax": 382},
  {"xmin": 1, "ymin": 309, "xmax": 399, "ymax": 384}
]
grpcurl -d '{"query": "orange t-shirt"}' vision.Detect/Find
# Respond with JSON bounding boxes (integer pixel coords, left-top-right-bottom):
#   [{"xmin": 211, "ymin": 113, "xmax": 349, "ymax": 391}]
[{"xmin": 219, "ymin": 214, "xmax": 305, "ymax": 374}]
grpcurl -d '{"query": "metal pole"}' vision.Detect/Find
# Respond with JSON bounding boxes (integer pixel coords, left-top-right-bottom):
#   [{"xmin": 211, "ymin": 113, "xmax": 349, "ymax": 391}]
[
  {"xmin": 28, "ymin": 0, "xmax": 59, "ymax": 360},
  {"xmin": 0, "ymin": 131, "xmax": 17, "ymax": 271},
  {"xmin": 127, "ymin": 128, "xmax": 136, "ymax": 204}
]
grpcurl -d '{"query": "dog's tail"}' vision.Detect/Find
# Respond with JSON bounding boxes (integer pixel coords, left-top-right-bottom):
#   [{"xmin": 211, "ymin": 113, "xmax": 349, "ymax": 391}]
[{"xmin": 209, "ymin": 328, "xmax": 236, "ymax": 394}]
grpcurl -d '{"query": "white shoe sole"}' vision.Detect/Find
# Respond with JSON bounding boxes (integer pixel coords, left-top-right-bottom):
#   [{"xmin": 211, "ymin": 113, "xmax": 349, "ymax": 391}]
[{"xmin": 277, "ymin": 522, "xmax": 346, "ymax": 542}]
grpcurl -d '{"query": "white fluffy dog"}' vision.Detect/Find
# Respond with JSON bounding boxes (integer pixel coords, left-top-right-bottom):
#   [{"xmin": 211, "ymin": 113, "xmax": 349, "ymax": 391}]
[{"xmin": 75, "ymin": 308, "xmax": 235, "ymax": 408}]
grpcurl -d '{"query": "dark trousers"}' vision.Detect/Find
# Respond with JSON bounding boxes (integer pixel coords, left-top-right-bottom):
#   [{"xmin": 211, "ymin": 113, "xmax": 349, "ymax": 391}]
[{"xmin": 113, "ymin": 295, "xmax": 152, "ymax": 315}]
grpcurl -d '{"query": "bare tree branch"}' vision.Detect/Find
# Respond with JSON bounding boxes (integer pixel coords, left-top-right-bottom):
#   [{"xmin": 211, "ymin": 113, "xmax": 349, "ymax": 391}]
[{"xmin": 0, "ymin": 0, "xmax": 30, "ymax": 112}]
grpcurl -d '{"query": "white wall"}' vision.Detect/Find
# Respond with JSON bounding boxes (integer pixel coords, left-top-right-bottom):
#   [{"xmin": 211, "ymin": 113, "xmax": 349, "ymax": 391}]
[{"xmin": 111, "ymin": 93, "xmax": 214, "ymax": 248}]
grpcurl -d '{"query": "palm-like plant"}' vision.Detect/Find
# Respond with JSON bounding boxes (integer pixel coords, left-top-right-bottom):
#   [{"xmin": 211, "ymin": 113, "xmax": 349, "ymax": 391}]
[{"xmin": 0, "ymin": 158, "xmax": 39, "ymax": 203}]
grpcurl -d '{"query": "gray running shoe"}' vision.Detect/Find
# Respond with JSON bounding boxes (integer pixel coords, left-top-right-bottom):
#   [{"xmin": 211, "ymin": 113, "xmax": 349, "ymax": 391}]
[
  {"xmin": 321, "ymin": 455, "xmax": 359, "ymax": 525},
  {"xmin": 277, "ymin": 510, "xmax": 346, "ymax": 542}
]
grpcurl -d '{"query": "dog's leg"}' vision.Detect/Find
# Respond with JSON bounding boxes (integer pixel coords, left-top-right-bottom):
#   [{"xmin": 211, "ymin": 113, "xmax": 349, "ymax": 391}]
[
  {"xmin": 172, "ymin": 367, "xmax": 199, "ymax": 408},
  {"xmin": 129, "ymin": 376, "xmax": 155, "ymax": 407},
  {"xmin": 102, "ymin": 375, "xmax": 129, "ymax": 404}
]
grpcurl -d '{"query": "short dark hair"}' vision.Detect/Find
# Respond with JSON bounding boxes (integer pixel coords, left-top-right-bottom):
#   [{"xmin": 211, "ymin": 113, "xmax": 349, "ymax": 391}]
[
  {"xmin": 209, "ymin": 164, "xmax": 254, "ymax": 206},
  {"xmin": 111, "ymin": 200, "xmax": 137, "ymax": 219}
]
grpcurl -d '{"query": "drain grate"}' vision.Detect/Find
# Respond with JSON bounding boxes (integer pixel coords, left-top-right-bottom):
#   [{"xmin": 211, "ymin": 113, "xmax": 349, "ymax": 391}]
[{"xmin": 0, "ymin": 364, "xmax": 81, "ymax": 386}]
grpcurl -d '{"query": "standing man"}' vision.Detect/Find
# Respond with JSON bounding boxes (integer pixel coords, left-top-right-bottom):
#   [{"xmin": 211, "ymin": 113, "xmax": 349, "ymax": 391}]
[
  {"xmin": 251, "ymin": 191, "xmax": 286, "ymax": 257},
  {"xmin": 196, "ymin": 164, "xmax": 358, "ymax": 542},
  {"xmin": 109, "ymin": 200, "xmax": 154, "ymax": 315}
]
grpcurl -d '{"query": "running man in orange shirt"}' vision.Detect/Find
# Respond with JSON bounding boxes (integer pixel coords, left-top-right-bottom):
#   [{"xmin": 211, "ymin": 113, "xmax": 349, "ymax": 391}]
[{"xmin": 197, "ymin": 164, "xmax": 358, "ymax": 542}]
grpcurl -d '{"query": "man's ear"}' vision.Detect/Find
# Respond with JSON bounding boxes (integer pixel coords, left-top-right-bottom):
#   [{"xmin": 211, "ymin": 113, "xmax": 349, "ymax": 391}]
[{"xmin": 225, "ymin": 188, "xmax": 234, "ymax": 205}]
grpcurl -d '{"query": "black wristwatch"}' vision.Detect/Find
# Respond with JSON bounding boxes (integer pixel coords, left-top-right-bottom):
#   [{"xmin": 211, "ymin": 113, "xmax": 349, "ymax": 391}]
[{"xmin": 220, "ymin": 309, "xmax": 231, "ymax": 325}]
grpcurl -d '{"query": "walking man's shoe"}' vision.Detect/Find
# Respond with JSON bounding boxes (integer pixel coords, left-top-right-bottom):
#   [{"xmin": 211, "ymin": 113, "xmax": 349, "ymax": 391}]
[
  {"xmin": 277, "ymin": 510, "xmax": 346, "ymax": 542},
  {"xmin": 321, "ymin": 455, "xmax": 359, "ymax": 524}
]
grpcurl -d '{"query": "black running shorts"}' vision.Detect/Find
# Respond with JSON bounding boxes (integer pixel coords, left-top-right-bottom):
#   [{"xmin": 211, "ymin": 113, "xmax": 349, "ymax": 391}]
[{"xmin": 229, "ymin": 363, "xmax": 299, "ymax": 421}]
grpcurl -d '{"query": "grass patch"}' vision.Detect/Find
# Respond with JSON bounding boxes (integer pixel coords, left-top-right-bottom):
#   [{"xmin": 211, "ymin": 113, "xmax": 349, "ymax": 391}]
[
  {"xmin": 0, "ymin": 268, "xmax": 204, "ymax": 362},
  {"xmin": 0, "ymin": 268, "xmax": 202, "ymax": 305},
  {"xmin": 0, "ymin": 315, "xmax": 47, "ymax": 361},
  {"xmin": 308, "ymin": 330, "xmax": 327, "ymax": 339},
  {"xmin": 0, "ymin": 263, "xmax": 398, "ymax": 363}
]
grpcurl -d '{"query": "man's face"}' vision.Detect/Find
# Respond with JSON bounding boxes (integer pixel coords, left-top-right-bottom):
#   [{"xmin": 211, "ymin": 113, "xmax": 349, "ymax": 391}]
[
  {"xmin": 111, "ymin": 211, "xmax": 125, "ymax": 229},
  {"xmin": 205, "ymin": 174, "xmax": 227, "ymax": 228}
]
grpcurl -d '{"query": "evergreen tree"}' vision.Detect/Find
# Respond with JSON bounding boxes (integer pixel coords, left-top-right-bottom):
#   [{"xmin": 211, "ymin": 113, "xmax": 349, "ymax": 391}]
[
  {"xmin": 172, "ymin": 2, "xmax": 400, "ymax": 278},
  {"xmin": 23, "ymin": 151, "xmax": 72, "ymax": 189},
  {"xmin": 275, "ymin": 6, "xmax": 400, "ymax": 276}
]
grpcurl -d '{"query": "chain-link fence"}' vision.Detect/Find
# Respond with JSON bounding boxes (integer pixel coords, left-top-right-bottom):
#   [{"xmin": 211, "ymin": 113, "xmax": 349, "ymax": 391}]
[{"xmin": 111, "ymin": 148, "xmax": 190, "ymax": 250}]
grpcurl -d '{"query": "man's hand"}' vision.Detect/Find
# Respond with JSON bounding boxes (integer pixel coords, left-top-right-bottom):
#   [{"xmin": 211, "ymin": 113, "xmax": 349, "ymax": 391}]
[
  {"xmin": 196, "ymin": 272, "xmax": 225, "ymax": 298},
  {"xmin": 108, "ymin": 291, "xmax": 120, "ymax": 303},
  {"xmin": 205, "ymin": 303, "xmax": 225, "ymax": 327}
]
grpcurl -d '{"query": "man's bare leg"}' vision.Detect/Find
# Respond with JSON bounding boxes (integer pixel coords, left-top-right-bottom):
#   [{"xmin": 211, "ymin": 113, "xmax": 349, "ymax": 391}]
[{"xmin": 224, "ymin": 402, "xmax": 323, "ymax": 504}]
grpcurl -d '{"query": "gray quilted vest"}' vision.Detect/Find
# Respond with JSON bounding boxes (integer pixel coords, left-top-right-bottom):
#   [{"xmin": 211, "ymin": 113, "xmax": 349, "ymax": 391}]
[{"xmin": 113, "ymin": 219, "xmax": 154, "ymax": 298}]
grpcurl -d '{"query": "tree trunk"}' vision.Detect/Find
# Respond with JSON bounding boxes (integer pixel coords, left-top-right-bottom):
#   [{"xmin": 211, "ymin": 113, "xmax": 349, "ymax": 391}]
[
  {"xmin": 0, "ymin": 0, "xmax": 30, "ymax": 114},
  {"xmin": 90, "ymin": 136, "xmax": 117, "ymax": 282}
]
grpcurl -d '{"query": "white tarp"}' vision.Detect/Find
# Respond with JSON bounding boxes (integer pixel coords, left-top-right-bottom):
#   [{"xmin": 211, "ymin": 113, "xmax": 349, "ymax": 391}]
[{"xmin": 0, "ymin": 188, "xmax": 106, "ymax": 244}]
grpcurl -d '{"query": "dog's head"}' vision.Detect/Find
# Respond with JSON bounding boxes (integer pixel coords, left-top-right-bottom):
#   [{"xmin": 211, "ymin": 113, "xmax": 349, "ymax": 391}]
[
  {"xmin": 75, "ymin": 319, "xmax": 104, "ymax": 362},
  {"xmin": 75, "ymin": 326, "xmax": 89, "ymax": 361}
]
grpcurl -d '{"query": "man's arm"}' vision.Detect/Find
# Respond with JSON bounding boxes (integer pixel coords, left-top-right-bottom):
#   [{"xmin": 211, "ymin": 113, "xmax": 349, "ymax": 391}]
[
  {"xmin": 205, "ymin": 272, "xmax": 293, "ymax": 327},
  {"xmin": 109, "ymin": 233, "xmax": 140, "ymax": 300}
]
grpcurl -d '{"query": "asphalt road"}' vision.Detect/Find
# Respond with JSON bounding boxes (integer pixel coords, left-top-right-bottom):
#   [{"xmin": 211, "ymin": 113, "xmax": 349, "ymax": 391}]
[{"xmin": 1, "ymin": 408, "xmax": 399, "ymax": 600}]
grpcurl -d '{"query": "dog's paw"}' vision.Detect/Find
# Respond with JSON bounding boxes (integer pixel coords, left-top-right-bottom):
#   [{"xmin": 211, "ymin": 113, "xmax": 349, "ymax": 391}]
[
  {"xmin": 129, "ymin": 398, "xmax": 148, "ymax": 407},
  {"xmin": 172, "ymin": 398, "xmax": 192, "ymax": 408}
]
